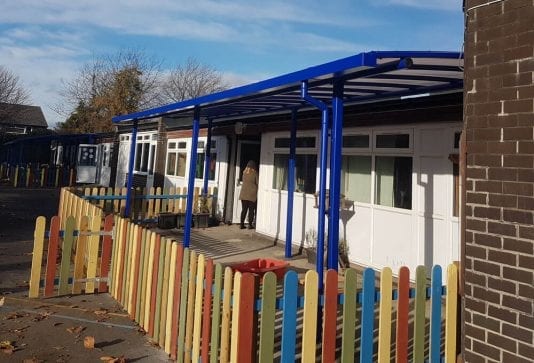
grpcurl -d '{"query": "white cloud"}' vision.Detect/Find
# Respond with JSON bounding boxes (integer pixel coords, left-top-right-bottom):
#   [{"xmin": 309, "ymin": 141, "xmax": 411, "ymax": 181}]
[{"xmin": 385, "ymin": 0, "xmax": 460, "ymax": 11}]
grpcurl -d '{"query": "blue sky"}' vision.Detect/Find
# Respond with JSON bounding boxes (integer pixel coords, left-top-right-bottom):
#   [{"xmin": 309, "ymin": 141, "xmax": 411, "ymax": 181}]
[{"xmin": 0, "ymin": 0, "xmax": 463, "ymax": 127}]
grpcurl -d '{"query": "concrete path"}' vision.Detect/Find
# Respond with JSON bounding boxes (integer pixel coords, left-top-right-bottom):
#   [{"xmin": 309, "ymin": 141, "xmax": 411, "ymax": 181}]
[{"xmin": 0, "ymin": 186, "xmax": 168, "ymax": 362}]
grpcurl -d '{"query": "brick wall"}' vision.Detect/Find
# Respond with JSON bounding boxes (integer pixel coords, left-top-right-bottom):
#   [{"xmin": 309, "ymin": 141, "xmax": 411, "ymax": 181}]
[{"xmin": 464, "ymin": 0, "xmax": 534, "ymax": 362}]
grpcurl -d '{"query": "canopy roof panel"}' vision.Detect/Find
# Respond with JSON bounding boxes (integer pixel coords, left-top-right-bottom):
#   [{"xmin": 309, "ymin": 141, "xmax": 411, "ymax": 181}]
[{"xmin": 112, "ymin": 50, "xmax": 463, "ymax": 124}]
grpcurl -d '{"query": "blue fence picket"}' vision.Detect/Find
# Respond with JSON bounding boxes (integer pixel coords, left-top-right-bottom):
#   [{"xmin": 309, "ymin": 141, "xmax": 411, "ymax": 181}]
[
  {"xmin": 280, "ymin": 270, "xmax": 298, "ymax": 362},
  {"xmin": 430, "ymin": 265, "xmax": 443, "ymax": 363},
  {"xmin": 360, "ymin": 268, "xmax": 375, "ymax": 363}
]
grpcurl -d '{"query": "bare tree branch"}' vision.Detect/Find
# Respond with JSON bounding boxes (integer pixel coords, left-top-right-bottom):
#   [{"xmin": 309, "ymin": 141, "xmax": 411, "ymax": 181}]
[{"xmin": 161, "ymin": 57, "xmax": 228, "ymax": 103}]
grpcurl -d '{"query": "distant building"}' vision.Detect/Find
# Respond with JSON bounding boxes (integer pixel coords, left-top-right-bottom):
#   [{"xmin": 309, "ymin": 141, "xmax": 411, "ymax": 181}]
[{"xmin": 0, "ymin": 103, "xmax": 48, "ymax": 135}]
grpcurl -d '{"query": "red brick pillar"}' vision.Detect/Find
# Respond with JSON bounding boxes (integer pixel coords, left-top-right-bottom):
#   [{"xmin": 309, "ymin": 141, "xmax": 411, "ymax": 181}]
[{"xmin": 463, "ymin": 1, "xmax": 534, "ymax": 362}]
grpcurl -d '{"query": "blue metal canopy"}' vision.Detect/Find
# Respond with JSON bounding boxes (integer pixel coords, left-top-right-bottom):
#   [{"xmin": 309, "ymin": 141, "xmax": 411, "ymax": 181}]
[
  {"xmin": 112, "ymin": 50, "xmax": 463, "ymax": 123},
  {"xmin": 114, "ymin": 50, "xmax": 464, "ymax": 287}
]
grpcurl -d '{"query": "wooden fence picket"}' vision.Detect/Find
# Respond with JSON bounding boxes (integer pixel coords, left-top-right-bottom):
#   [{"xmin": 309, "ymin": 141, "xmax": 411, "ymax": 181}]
[
  {"xmin": 44, "ymin": 216, "xmax": 60, "ymax": 297},
  {"xmin": 301, "ymin": 270, "xmax": 319, "ymax": 363},
  {"xmin": 413, "ymin": 265, "xmax": 427, "ymax": 362},
  {"xmin": 396, "ymin": 266, "xmax": 410, "ymax": 363},
  {"xmin": 430, "ymin": 265, "xmax": 443, "ymax": 363},
  {"xmin": 72, "ymin": 216, "xmax": 89, "ymax": 294},
  {"xmin": 28, "ymin": 189, "xmax": 462, "ymax": 361},
  {"xmin": 280, "ymin": 270, "xmax": 298, "ymax": 362},
  {"xmin": 258, "ymin": 272, "xmax": 276, "ymax": 363},
  {"xmin": 378, "ymin": 267, "xmax": 393, "ymax": 363},
  {"xmin": 58, "ymin": 216, "xmax": 75, "ymax": 296},
  {"xmin": 445, "ymin": 264, "xmax": 458, "ymax": 363},
  {"xmin": 99, "ymin": 214, "xmax": 114, "ymax": 293},
  {"xmin": 341, "ymin": 268, "xmax": 358, "ymax": 363},
  {"xmin": 29, "ymin": 216, "xmax": 46, "ymax": 298},
  {"xmin": 322, "ymin": 269, "xmax": 338, "ymax": 363}
]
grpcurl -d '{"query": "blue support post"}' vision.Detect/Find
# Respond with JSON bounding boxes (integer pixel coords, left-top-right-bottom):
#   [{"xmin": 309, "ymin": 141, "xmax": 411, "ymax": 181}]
[
  {"xmin": 301, "ymin": 81, "xmax": 329, "ymax": 291},
  {"xmin": 183, "ymin": 108, "xmax": 200, "ymax": 248},
  {"xmin": 203, "ymin": 119, "xmax": 212, "ymax": 195},
  {"xmin": 327, "ymin": 79, "xmax": 344, "ymax": 270},
  {"xmin": 124, "ymin": 121, "xmax": 138, "ymax": 218},
  {"xmin": 284, "ymin": 109, "xmax": 298, "ymax": 259}
]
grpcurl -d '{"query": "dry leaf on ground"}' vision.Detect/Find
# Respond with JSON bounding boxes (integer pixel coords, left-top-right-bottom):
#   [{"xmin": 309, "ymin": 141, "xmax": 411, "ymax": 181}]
[
  {"xmin": 0, "ymin": 340, "xmax": 15, "ymax": 355},
  {"xmin": 94, "ymin": 309, "xmax": 108, "ymax": 315},
  {"xmin": 100, "ymin": 355, "xmax": 126, "ymax": 363},
  {"xmin": 0, "ymin": 297, "xmax": 4, "ymax": 306},
  {"xmin": 83, "ymin": 336, "xmax": 95, "ymax": 349}
]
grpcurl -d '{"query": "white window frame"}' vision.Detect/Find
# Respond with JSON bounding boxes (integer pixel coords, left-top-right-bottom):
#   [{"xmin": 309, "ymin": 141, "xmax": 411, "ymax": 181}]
[{"xmin": 134, "ymin": 132, "xmax": 157, "ymax": 175}]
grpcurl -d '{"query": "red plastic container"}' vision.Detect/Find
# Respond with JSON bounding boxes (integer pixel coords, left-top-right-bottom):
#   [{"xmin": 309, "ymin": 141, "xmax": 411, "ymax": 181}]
[{"xmin": 230, "ymin": 258, "xmax": 289, "ymax": 279}]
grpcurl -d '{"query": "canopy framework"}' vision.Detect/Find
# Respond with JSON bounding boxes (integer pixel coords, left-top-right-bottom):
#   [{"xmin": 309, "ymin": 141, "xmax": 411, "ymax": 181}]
[{"xmin": 113, "ymin": 51, "xmax": 464, "ymax": 283}]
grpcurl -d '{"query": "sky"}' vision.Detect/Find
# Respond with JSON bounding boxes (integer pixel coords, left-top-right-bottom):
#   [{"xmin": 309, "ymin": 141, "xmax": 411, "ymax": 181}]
[{"xmin": 0, "ymin": 0, "xmax": 464, "ymax": 127}]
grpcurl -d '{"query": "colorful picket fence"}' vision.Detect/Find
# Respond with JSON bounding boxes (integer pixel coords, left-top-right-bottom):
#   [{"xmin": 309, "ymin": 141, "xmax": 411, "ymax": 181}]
[
  {"xmin": 0, "ymin": 163, "xmax": 75, "ymax": 188},
  {"xmin": 108, "ymin": 213, "xmax": 459, "ymax": 362},
  {"xmin": 63, "ymin": 186, "xmax": 218, "ymax": 221},
  {"xmin": 28, "ymin": 214, "xmax": 114, "ymax": 298}
]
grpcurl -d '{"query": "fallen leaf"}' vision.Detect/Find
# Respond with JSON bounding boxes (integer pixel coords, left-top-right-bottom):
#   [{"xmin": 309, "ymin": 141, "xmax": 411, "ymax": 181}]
[
  {"xmin": 100, "ymin": 355, "xmax": 126, "ymax": 363},
  {"xmin": 0, "ymin": 297, "xmax": 4, "ymax": 306},
  {"xmin": 0, "ymin": 340, "xmax": 15, "ymax": 355},
  {"xmin": 94, "ymin": 309, "xmax": 108, "ymax": 316},
  {"xmin": 6, "ymin": 312, "xmax": 25, "ymax": 320},
  {"xmin": 83, "ymin": 336, "xmax": 95, "ymax": 349},
  {"xmin": 66, "ymin": 326, "xmax": 85, "ymax": 334}
]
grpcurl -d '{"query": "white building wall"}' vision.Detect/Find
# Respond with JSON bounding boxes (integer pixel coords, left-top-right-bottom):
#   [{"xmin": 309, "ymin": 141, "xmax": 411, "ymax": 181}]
[
  {"xmin": 163, "ymin": 136, "xmax": 229, "ymax": 218},
  {"xmin": 257, "ymin": 122, "xmax": 461, "ymax": 273}
]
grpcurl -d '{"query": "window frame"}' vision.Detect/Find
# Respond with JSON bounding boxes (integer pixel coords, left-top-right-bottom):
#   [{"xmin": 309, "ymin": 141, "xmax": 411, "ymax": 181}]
[
  {"xmin": 133, "ymin": 132, "xmax": 157, "ymax": 175},
  {"xmin": 373, "ymin": 130, "xmax": 413, "ymax": 154},
  {"xmin": 272, "ymin": 133, "xmax": 319, "ymax": 193}
]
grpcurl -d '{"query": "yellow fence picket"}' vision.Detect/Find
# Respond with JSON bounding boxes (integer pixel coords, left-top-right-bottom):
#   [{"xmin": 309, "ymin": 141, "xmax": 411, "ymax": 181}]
[
  {"xmin": 219, "ymin": 267, "xmax": 233, "ymax": 363},
  {"xmin": 85, "ymin": 214, "xmax": 102, "ymax": 294},
  {"xmin": 192, "ymin": 254, "xmax": 205, "ymax": 362},
  {"xmin": 378, "ymin": 267, "xmax": 393, "ymax": 363},
  {"xmin": 164, "ymin": 242, "xmax": 178, "ymax": 354},
  {"xmin": 445, "ymin": 264, "xmax": 458, "ymax": 363},
  {"xmin": 29, "ymin": 216, "xmax": 46, "ymax": 298},
  {"xmin": 301, "ymin": 270, "xmax": 319, "ymax": 363},
  {"xmin": 72, "ymin": 216, "xmax": 89, "ymax": 294},
  {"xmin": 229, "ymin": 271, "xmax": 242, "ymax": 363}
]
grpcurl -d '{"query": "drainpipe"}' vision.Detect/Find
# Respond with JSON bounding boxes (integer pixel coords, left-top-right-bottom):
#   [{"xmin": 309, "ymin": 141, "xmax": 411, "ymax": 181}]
[
  {"xmin": 284, "ymin": 109, "xmax": 298, "ymax": 259},
  {"xmin": 183, "ymin": 108, "xmax": 200, "ymax": 248},
  {"xmin": 203, "ymin": 119, "xmax": 212, "ymax": 195},
  {"xmin": 301, "ymin": 81, "xmax": 329, "ymax": 291},
  {"xmin": 124, "ymin": 120, "xmax": 138, "ymax": 218}
]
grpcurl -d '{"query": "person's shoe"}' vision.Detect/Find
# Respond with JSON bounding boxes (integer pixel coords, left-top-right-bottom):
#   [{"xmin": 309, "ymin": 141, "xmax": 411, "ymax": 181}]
[
  {"xmin": 248, "ymin": 224, "xmax": 255, "ymax": 229},
  {"xmin": 240, "ymin": 224, "xmax": 246, "ymax": 229}
]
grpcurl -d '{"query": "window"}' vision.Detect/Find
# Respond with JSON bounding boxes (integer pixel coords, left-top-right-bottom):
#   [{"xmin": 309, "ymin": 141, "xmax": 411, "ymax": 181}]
[
  {"xmin": 272, "ymin": 135, "xmax": 318, "ymax": 194},
  {"xmin": 375, "ymin": 156, "xmax": 412, "ymax": 209},
  {"xmin": 195, "ymin": 152, "xmax": 217, "ymax": 180},
  {"xmin": 134, "ymin": 134, "xmax": 156, "ymax": 174},
  {"xmin": 166, "ymin": 140, "xmax": 187, "ymax": 177},
  {"xmin": 274, "ymin": 137, "xmax": 315, "ymax": 148},
  {"xmin": 341, "ymin": 155, "xmax": 372, "ymax": 203},
  {"xmin": 376, "ymin": 133, "xmax": 410, "ymax": 149},
  {"xmin": 195, "ymin": 139, "xmax": 217, "ymax": 181},
  {"xmin": 273, "ymin": 154, "xmax": 317, "ymax": 193},
  {"xmin": 343, "ymin": 135, "xmax": 370, "ymax": 148}
]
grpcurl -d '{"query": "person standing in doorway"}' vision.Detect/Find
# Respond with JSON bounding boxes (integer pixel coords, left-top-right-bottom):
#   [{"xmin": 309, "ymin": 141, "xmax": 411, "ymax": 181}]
[{"xmin": 239, "ymin": 160, "xmax": 258, "ymax": 229}]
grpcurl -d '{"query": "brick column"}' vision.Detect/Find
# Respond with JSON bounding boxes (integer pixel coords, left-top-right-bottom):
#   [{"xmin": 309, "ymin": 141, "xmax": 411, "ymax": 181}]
[{"xmin": 463, "ymin": 0, "xmax": 534, "ymax": 362}]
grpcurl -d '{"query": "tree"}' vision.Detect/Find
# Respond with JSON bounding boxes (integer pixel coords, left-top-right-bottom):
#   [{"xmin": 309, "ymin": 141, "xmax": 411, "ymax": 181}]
[
  {"xmin": 0, "ymin": 65, "xmax": 31, "ymax": 120},
  {"xmin": 161, "ymin": 57, "xmax": 228, "ymax": 102},
  {"xmin": 56, "ymin": 49, "xmax": 162, "ymax": 133}
]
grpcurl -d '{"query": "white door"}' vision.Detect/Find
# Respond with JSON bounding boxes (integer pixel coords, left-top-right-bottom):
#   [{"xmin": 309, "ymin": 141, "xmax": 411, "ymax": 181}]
[
  {"xmin": 76, "ymin": 144, "xmax": 98, "ymax": 184},
  {"xmin": 232, "ymin": 140, "xmax": 261, "ymax": 223}
]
